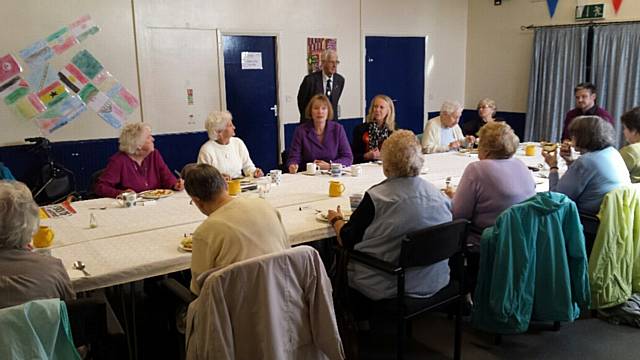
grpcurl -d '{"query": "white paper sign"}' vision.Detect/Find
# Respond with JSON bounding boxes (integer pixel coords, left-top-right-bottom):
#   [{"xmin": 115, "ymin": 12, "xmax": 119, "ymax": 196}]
[{"xmin": 241, "ymin": 52, "xmax": 263, "ymax": 70}]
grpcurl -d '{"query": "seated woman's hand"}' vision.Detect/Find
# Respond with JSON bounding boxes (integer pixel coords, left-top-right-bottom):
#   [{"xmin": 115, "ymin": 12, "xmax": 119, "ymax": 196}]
[
  {"xmin": 542, "ymin": 148, "xmax": 558, "ymax": 168},
  {"xmin": 173, "ymin": 178, "xmax": 185, "ymax": 191},
  {"xmin": 222, "ymin": 173, "xmax": 232, "ymax": 181},
  {"xmin": 443, "ymin": 186, "xmax": 455, "ymax": 199},
  {"xmin": 559, "ymin": 140, "xmax": 574, "ymax": 166},
  {"xmin": 288, "ymin": 164, "xmax": 299, "ymax": 174},
  {"xmin": 448, "ymin": 140, "xmax": 461, "ymax": 150},
  {"xmin": 364, "ymin": 148, "xmax": 381, "ymax": 161},
  {"xmin": 314, "ymin": 160, "xmax": 331, "ymax": 170},
  {"xmin": 254, "ymin": 168, "xmax": 264, "ymax": 178},
  {"xmin": 464, "ymin": 135, "xmax": 476, "ymax": 146},
  {"xmin": 327, "ymin": 205, "xmax": 344, "ymax": 224}
]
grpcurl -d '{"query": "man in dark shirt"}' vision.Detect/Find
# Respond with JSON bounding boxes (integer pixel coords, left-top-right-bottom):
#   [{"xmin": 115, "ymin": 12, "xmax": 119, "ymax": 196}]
[
  {"xmin": 562, "ymin": 82, "xmax": 614, "ymax": 140},
  {"xmin": 296, "ymin": 49, "xmax": 345, "ymax": 122}
]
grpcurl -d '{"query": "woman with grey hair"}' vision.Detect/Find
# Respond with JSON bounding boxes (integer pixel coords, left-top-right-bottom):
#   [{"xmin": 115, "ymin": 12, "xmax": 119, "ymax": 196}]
[
  {"xmin": 543, "ymin": 116, "xmax": 630, "ymax": 214},
  {"xmin": 197, "ymin": 110, "xmax": 263, "ymax": 180},
  {"xmin": 327, "ymin": 130, "xmax": 452, "ymax": 302},
  {"xmin": 422, "ymin": 100, "xmax": 475, "ymax": 153},
  {"xmin": 95, "ymin": 122, "xmax": 183, "ymax": 198},
  {"xmin": 0, "ymin": 181, "xmax": 75, "ymax": 308}
]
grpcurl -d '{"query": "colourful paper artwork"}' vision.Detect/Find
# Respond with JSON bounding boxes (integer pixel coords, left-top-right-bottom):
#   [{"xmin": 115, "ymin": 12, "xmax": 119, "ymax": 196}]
[
  {"xmin": 35, "ymin": 95, "xmax": 86, "ymax": 134},
  {"xmin": 0, "ymin": 54, "xmax": 23, "ymax": 85},
  {"xmin": 97, "ymin": 100, "xmax": 125, "ymax": 129},
  {"xmin": 78, "ymin": 83, "xmax": 100, "ymax": 105},
  {"xmin": 37, "ymin": 80, "xmax": 69, "ymax": 107},
  {"xmin": 14, "ymin": 93, "xmax": 46, "ymax": 119},
  {"xmin": 93, "ymin": 70, "xmax": 117, "ymax": 92},
  {"xmin": 106, "ymin": 83, "xmax": 139, "ymax": 114},
  {"xmin": 19, "ymin": 40, "xmax": 53, "ymax": 65},
  {"xmin": 306, "ymin": 38, "xmax": 337, "ymax": 74},
  {"xmin": 71, "ymin": 50, "xmax": 104, "ymax": 79},
  {"xmin": 58, "ymin": 63, "xmax": 89, "ymax": 93},
  {"xmin": 1, "ymin": 77, "xmax": 30, "ymax": 106},
  {"xmin": 69, "ymin": 15, "xmax": 100, "ymax": 42},
  {"xmin": 25, "ymin": 62, "xmax": 58, "ymax": 91},
  {"xmin": 46, "ymin": 27, "xmax": 78, "ymax": 55}
]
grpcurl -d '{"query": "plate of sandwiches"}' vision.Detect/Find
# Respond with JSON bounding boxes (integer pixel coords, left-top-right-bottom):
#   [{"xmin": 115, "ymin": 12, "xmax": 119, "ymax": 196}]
[
  {"xmin": 139, "ymin": 189, "xmax": 174, "ymax": 199},
  {"xmin": 178, "ymin": 234, "xmax": 193, "ymax": 252},
  {"xmin": 316, "ymin": 210, "xmax": 353, "ymax": 223},
  {"xmin": 540, "ymin": 142, "xmax": 559, "ymax": 153}
]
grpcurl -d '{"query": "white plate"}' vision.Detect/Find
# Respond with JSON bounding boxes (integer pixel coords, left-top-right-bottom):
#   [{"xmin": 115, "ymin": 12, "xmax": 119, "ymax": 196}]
[
  {"xmin": 316, "ymin": 211, "xmax": 352, "ymax": 222},
  {"xmin": 139, "ymin": 189, "xmax": 174, "ymax": 199},
  {"xmin": 178, "ymin": 244, "xmax": 192, "ymax": 252}
]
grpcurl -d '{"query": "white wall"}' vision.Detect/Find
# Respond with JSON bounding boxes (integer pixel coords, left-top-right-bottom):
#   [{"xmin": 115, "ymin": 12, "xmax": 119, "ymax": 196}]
[
  {"xmin": 466, "ymin": 0, "xmax": 640, "ymax": 113},
  {"xmin": 0, "ymin": 0, "xmax": 140, "ymax": 146}
]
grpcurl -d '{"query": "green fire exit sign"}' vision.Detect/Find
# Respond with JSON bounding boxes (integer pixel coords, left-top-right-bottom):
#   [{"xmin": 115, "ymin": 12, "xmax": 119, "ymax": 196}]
[{"xmin": 576, "ymin": 4, "xmax": 605, "ymax": 21}]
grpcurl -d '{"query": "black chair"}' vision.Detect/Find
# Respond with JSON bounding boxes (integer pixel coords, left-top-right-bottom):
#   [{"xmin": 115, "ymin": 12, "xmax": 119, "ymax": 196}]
[
  {"xmin": 87, "ymin": 168, "xmax": 105, "ymax": 199},
  {"xmin": 343, "ymin": 219, "xmax": 469, "ymax": 360},
  {"xmin": 579, "ymin": 212, "xmax": 599, "ymax": 257}
]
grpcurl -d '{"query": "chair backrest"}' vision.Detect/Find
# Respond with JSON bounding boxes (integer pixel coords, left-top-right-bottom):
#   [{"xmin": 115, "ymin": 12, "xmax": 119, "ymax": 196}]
[
  {"xmin": 88, "ymin": 168, "xmax": 105, "ymax": 197},
  {"xmin": 400, "ymin": 219, "xmax": 469, "ymax": 269}
]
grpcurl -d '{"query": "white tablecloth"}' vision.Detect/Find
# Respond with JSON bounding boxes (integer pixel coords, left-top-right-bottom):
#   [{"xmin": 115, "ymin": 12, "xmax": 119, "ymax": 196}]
[{"xmin": 47, "ymin": 149, "xmax": 549, "ymax": 292}]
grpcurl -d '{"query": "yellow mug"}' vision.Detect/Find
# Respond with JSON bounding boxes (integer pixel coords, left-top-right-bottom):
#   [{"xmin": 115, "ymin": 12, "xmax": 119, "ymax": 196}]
[
  {"xmin": 227, "ymin": 180, "xmax": 241, "ymax": 196},
  {"xmin": 329, "ymin": 180, "xmax": 345, "ymax": 197},
  {"xmin": 525, "ymin": 144, "xmax": 536, "ymax": 156},
  {"xmin": 33, "ymin": 225, "xmax": 55, "ymax": 248}
]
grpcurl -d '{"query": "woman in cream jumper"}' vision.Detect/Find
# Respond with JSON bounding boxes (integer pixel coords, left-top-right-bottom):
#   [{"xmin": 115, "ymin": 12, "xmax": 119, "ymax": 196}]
[
  {"xmin": 421, "ymin": 100, "xmax": 475, "ymax": 154},
  {"xmin": 197, "ymin": 110, "xmax": 263, "ymax": 180}
]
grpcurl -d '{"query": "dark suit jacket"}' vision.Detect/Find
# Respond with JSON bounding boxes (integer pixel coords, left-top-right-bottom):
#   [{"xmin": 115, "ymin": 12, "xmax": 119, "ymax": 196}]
[{"xmin": 297, "ymin": 70, "xmax": 345, "ymax": 122}]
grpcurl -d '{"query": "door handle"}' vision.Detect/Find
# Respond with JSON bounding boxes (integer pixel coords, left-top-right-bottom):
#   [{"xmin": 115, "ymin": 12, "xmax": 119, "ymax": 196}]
[{"xmin": 270, "ymin": 105, "xmax": 278, "ymax": 117}]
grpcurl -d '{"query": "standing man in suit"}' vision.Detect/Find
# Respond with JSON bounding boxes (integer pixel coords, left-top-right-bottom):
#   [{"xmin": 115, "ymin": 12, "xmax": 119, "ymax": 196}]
[{"xmin": 297, "ymin": 49, "xmax": 345, "ymax": 122}]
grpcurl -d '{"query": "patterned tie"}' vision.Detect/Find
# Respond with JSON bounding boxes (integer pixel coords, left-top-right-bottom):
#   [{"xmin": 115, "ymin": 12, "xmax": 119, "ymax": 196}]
[{"xmin": 326, "ymin": 78, "xmax": 332, "ymax": 98}]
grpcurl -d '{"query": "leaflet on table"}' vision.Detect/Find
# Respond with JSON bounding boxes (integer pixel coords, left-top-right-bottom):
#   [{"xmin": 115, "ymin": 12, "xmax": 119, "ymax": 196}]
[{"xmin": 39, "ymin": 202, "xmax": 77, "ymax": 219}]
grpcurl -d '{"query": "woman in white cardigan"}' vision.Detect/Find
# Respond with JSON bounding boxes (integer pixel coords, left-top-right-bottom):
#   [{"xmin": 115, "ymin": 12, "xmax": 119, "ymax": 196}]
[
  {"xmin": 197, "ymin": 110, "xmax": 263, "ymax": 180},
  {"xmin": 421, "ymin": 100, "xmax": 475, "ymax": 154}
]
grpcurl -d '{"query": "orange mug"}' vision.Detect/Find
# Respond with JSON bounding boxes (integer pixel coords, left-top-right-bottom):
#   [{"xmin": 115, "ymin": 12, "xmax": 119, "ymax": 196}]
[
  {"xmin": 329, "ymin": 181, "xmax": 345, "ymax": 197},
  {"xmin": 33, "ymin": 225, "xmax": 55, "ymax": 248},
  {"xmin": 525, "ymin": 144, "xmax": 536, "ymax": 156},
  {"xmin": 227, "ymin": 180, "xmax": 241, "ymax": 196}
]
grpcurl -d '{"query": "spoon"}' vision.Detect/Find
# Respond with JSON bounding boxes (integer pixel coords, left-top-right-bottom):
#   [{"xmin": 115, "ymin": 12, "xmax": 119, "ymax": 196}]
[{"xmin": 72, "ymin": 261, "xmax": 91, "ymax": 276}]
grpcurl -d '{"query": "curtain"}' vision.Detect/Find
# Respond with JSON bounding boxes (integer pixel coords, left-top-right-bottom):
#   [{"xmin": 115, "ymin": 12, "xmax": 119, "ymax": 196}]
[
  {"xmin": 591, "ymin": 23, "xmax": 640, "ymax": 147},
  {"xmin": 525, "ymin": 27, "xmax": 589, "ymax": 142}
]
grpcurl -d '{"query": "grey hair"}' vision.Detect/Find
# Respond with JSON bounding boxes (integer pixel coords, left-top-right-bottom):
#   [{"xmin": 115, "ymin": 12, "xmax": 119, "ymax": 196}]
[
  {"xmin": 184, "ymin": 164, "xmax": 227, "ymax": 202},
  {"xmin": 321, "ymin": 49, "xmax": 338, "ymax": 62},
  {"xmin": 440, "ymin": 101, "xmax": 462, "ymax": 116},
  {"xmin": 205, "ymin": 111, "xmax": 232, "ymax": 141},
  {"xmin": 119, "ymin": 122, "xmax": 151, "ymax": 155},
  {"xmin": 569, "ymin": 116, "xmax": 615, "ymax": 151},
  {"xmin": 381, "ymin": 130, "xmax": 424, "ymax": 177},
  {"xmin": 0, "ymin": 181, "xmax": 39, "ymax": 249}
]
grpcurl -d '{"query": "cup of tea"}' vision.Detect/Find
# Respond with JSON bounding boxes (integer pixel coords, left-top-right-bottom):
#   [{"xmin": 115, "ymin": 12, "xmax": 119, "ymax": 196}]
[
  {"xmin": 351, "ymin": 165, "xmax": 362, "ymax": 177},
  {"xmin": 330, "ymin": 163, "xmax": 342, "ymax": 177},
  {"xmin": 525, "ymin": 144, "xmax": 536, "ymax": 156},
  {"xmin": 349, "ymin": 193, "xmax": 364, "ymax": 211},
  {"xmin": 329, "ymin": 180, "xmax": 345, "ymax": 197},
  {"xmin": 256, "ymin": 177, "xmax": 271, "ymax": 198},
  {"xmin": 306, "ymin": 162, "xmax": 318, "ymax": 175},
  {"xmin": 269, "ymin": 169, "xmax": 282, "ymax": 185},
  {"xmin": 33, "ymin": 225, "xmax": 55, "ymax": 248},
  {"xmin": 117, "ymin": 191, "xmax": 137, "ymax": 208},
  {"xmin": 227, "ymin": 179, "xmax": 241, "ymax": 196}
]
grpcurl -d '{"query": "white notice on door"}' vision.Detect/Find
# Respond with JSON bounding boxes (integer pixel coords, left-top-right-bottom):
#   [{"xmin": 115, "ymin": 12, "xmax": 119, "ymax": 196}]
[{"xmin": 241, "ymin": 52, "xmax": 263, "ymax": 70}]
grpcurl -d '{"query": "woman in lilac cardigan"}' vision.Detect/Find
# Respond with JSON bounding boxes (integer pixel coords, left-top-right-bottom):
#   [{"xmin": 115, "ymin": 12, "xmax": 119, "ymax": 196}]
[{"xmin": 287, "ymin": 95, "xmax": 353, "ymax": 173}]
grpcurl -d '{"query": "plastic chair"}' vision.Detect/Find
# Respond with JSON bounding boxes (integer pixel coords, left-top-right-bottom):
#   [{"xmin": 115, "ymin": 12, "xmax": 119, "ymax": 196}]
[{"xmin": 342, "ymin": 219, "xmax": 469, "ymax": 360}]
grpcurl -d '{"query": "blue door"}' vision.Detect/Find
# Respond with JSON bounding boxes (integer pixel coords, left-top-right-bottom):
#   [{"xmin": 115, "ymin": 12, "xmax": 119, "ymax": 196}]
[
  {"xmin": 223, "ymin": 35, "xmax": 278, "ymax": 171},
  {"xmin": 365, "ymin": 37, "xmax": 425, "ymax": 134}
]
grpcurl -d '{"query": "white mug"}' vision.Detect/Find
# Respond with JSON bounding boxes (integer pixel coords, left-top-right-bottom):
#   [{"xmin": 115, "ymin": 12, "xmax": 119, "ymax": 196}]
[
  {"xmin": 330, "ymin": 163, "xmax": 342, "ymax": 177},
  {"xmin": 351, "ymin": 165, "xmax": 362, "ymax": 177},
  {"xmin": 269, "ymin": 169, "xmax": 282, "ymax": 185},
  {"xmin": 306, "ymin": 162, "xmax": 318, "ymax": 175},
  {"xmin": 117, "ymin": 191, "xmax": 137, "ymax": 208}
]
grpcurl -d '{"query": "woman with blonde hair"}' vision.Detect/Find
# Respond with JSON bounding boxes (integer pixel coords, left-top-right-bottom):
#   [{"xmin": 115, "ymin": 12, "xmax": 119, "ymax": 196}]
[
  {"xmin": 197, "ymin": 110, "xmax": 263, "ymax": 180},
  {"xmin": 462, "ymin": 98, "xmax": 503, "ymax": 136},
  {"xmin": 95, "ymin": 122, "xmax": 183, "ymax": 198},
  {"xmin": 351, "ymin": 95, "xmax": 396, "ymax": 163}
]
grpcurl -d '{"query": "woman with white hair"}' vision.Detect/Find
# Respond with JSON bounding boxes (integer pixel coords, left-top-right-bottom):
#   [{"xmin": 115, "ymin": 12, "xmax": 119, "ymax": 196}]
[
  {"xmin": 95, "ymin": 122, "xmax": 183, "ymax": 198},
  {"xmin": 327, "ymin": 130, "xmax": 452, "ymax": 301},
  {"xmin": 422, "ymin": 100, "xmax": 474, "ymax": 154},
  {"xmin": 197, "ymin": 110, "xmax": 263, "ymax": 180},
  {"xmin": 0, "ymin": 181, "xmax": 75, "ymax": 308}
]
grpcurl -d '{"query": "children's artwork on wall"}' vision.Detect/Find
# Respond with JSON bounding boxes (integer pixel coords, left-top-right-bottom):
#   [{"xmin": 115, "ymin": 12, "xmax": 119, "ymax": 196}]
[
  {"xmin": 35, "ymin": 94, "xmax": 86, "ymax": 134},
  {"xmin": 69, "ymin": 15, "xmax": 100, "ymax": 42},
  {"xmin": 0, "ymin": 54, "xmax": 23, "ymax": 85},
  {"xmin": 37, "ymin": 80, "xmax": 70, "ymax": 108},
  {"xmin": 96, "ymin": 100, "xmax": 125, "ymax": 129},
  {"xmin": 58, "ymin": 63, "xmax": 90, "ymax": 93},
  {"xmin": 106, "ymin": 83, "xmax": 139, "ymax": 114},
  {"xmin": 13, "ymin": 93, "xmax": 46, "ymax": 119},
  {"xmin": 19, "ymin": 40, "xmax": 54, "ymax": 65},
  {"xmin": 46, "ymin": 27, "xmax": 78, "ymax": 56},
  {"xmin": 25, "ymin": 62, "xmax": 58, "ymax": 91},
  {"xmin": 2, "ymin": 77, "xmax": 30, "ymax": 106},
  {"xmin": 71, "ymin": 50, "xmax": 104, "ymax": 79},
  {"xmin": 306, "ymin": 38, "xmax": 337, "ymax": 74}
]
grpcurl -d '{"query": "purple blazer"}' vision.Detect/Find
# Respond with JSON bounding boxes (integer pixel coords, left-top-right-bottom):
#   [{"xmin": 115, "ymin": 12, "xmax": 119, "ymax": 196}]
[{"xmin": 287, "ymin": 120, "xmax": 353, "ymax": 167}]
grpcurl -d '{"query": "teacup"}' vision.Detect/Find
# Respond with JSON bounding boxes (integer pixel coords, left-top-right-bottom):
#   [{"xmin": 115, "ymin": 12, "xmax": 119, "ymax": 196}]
[
  {"xmin": 269, "ymin": 169, "xmax": 282, "ymax": 185},
  {"xmin": 329, "ymin": 180, "xmax": 345, "ymax": 197},
  {"xmin": 227, "ymin": 179, "xmax": 241, "ymax": 196},
  {"xmin": 256, "ymin": 177, "xmax": 271, "ymax": 198},
  {"xmin": 306, "ymin": 162, "xmax": 318, "ymax": 175},
  {"xmin": 525, "ymin": 144, "xmax": 536, "ymax": 156},
  {"xmin": 330, "ymin": 163, "xmax": 342, "ymax": 177},
  {"xmin": 117, "ymin": 191, "xmax": 137, "ymax": 208},
  {"xmin": 33, "ymin": 225, "xmax": 54, "ymax": 248},
  {"xmin": 351, "ymin": 165, "xmax": 362, "ymax": 177}
]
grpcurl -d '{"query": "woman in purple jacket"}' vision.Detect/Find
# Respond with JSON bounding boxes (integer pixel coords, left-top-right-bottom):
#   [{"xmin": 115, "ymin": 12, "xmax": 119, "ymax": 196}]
[
  {"xmin": 287, "ymin": 95, "xmax": 353, "ymax": 173},
  {"xmin": 95, "ymin": 123, "xmax": 184, "ymax": 198}
]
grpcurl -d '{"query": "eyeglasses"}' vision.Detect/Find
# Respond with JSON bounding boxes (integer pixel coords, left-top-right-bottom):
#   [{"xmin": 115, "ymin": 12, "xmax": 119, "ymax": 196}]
[{"xmin": 324, "ymin": 60, "xmax": 340, "ymax": 65}]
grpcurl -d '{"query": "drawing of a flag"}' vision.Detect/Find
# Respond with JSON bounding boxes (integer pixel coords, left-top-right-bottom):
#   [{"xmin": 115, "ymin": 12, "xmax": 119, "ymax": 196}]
[
  {"xmin": 69, "ymin": 15, "xmax": 100, "ymax": 42},
  {"xmin": 58, "ymin": 63, "xmax": 89, "ymax": 93},
  {"xmin": 47, "ymin": 27, "xmax": 78, "ymax": 55},
  {"xmin": 2, "ymin": 78, "xmax": 30, "ymax": 106},
  {"xmin": 14, "ymin": 93, "xmax": 46, "ymax": 119},
  {"xmin": 38, "ymin": 80, "xmax": 69, "ymax": 107},
  {"xmin": 0, "ymin": 54, "xmax": 22, "ymax": 85}
]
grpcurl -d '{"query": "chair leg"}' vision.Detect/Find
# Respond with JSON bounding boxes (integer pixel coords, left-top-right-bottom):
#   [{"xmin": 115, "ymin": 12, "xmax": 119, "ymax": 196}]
[
  {"xmin": 454, "ymin": 299, "xmax": 462, "ymax": 360},
  {"xmin": 397, "ymin": 316, "xmax": 405, "ymax": 360}
]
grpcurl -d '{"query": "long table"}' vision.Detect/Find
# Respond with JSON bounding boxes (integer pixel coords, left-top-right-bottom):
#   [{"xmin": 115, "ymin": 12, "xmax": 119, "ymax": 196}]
[{"xmin": 49, "ymin": 148, "xmax": 551, "ymax": 292}]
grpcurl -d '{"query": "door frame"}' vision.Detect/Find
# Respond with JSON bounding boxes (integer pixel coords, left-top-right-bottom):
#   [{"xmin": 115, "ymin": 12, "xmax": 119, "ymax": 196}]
[
  {"xmin": 362, "ymin": 33, "xmax": 429, "ymax": 130},
  {"xmin": 216, "ymin": 30, "xmax": 285, "ymax": 158}
]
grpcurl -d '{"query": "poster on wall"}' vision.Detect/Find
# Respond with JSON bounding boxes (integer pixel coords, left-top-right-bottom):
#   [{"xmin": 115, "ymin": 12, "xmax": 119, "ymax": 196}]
[
  {"xmin": 306, "ymin": 38, "xmax": 337, "ymax": 74},
  {"xmin": 35, "ymin": 94, "xmax": 86, "ymax": 135}
]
